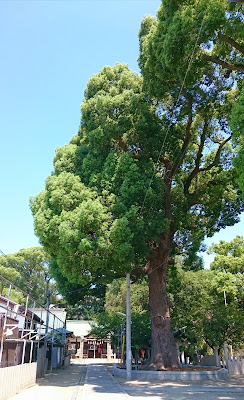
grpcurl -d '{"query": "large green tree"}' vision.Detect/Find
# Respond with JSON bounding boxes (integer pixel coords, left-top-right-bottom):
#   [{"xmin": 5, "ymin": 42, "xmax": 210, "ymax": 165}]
[{"xmin": 31, "ymin": 0, "xmax": 244, "ymax": 368}]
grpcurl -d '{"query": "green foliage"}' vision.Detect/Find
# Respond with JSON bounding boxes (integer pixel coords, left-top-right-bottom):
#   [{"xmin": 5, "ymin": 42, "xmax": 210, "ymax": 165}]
[
  {"xmin": 31, "ymin": 59, "xmax": 243, "ymax": 287},
  {"xmin": 31, "ymin": 63, "xmax": 168, "ymax": 287},
  {"xmin": 168, "ymin": 264, "xmax": 244, "ymax": 352},
  {"xmin": 50, "ymin": 258, "xmax": 106, "ymax": 318},
  {"xmin": 0, "ymin": 263, "xmax": 19, "ymax": 287},
  {"xmin": 66, "ymin": 295, "xmax": 105, "ymax": 320},
  {"xmin": 0, "ymin": 247, "xmax": 57, "ymax": 305},
  {"xmin": 209, "ymin": 235, "xmax": 244, "ymax": 274},
  {"xmin": 90, "ymin": 279, "xmax": 150, "ymax": 350},
  {"xmin": 31, "ymin": 1, "xmax": 244, "ymax": 365},
  {"xmin": 93, "ymin": 262, "xmax": 244, "ymax": 353},
  {"xmin": 231, "ymin": 87, "xmax": 244, "ymax": 192},
  {"xmin": 139, "ymin": 0, "xmax": 243, "ymax": 97}
]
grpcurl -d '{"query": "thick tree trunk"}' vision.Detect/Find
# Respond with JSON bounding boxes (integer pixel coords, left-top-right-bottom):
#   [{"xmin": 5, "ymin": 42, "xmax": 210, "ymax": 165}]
[{"xmin": 148, "ymin": 254, "xmax": 179, "ymax": 369}]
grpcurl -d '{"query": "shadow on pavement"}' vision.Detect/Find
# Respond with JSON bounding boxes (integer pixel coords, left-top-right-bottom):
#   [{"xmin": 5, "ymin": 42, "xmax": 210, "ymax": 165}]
[{"xmin": 37, "ymin": 363, "xmax": 85, "ymax": 387}]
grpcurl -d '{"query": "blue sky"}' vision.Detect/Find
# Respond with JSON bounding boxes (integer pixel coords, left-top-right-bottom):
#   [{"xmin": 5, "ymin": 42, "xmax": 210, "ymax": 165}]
[{"xmin": 0, "ymin": 0, "xmax": 243, "ymax": 267}]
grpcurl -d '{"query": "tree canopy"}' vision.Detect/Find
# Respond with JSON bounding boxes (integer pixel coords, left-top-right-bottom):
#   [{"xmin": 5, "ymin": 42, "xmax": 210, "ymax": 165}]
[
  {"xmin": 90, "ymin": 278, "xmax": 151, "ymax": 351},
  {"xmin": 91, "ymin": 257, "xmax": 244, "ymax": 357},
  {"xmin": 208, "ymin": 235, "xmax": 244, "ymax": 274},
  {"xmin": 31, "ymin": 0, "xmax": 244, "ymax": 368},
  {"xmin": 0, "ymin": 247, "xmax": 57, "ymax": 305},
  {"xmin": 169, "ymin": 265, "xmax": 244, "ymax": 354}
]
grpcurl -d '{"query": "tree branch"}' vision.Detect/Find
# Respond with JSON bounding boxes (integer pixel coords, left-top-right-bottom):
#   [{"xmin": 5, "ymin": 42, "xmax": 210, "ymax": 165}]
[
  {"xmin": 184, "ymin": 121, "xmax": 208, "ymax": 196},
  {"xmin": 117, "ymin": 137, "xmax": 128, "ymax": 152},
  {"xmin": 203, "ymin": 54, "xmax": 244, "ymax": 71},
  {"xmin": 227, "ymin": 0, "xmax": 244, "ymax": 4},
  {"xmin": 131, "ymin": 263, "xmax": 150, "ymax": 278},
  {"xmin": 218, "ymin": 33, "xmax": 244, "ymax": 56},
  {"xmin": 199, "ymin": 136, "xmax": 232, "ymax": 173},
  {"xmin": 171, "ymin": 113, "xmax": 193, "ymax": 177},
  {"xmin": 168, "ymin": 80, "xmax": 192, "ymax": 110}
]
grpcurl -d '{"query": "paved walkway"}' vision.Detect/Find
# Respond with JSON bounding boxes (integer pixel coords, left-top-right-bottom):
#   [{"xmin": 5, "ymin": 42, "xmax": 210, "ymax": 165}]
[
  {"xmin": 6, "ymin": 362, "xmax": 128, "ymax": 400},
  {"xmin": 115, "ymin": 370, "xmax": 244, "ymax": 400},
  {"xmin": 7, "ymin": 362, "xmax": 87, "ymax": 400},
  {"xmin": 6, "ymin": 361, "xmax": 244, "ymax": 400},
  {"xmin": 117, "ymin": 376, "xmax": 244, "ymax": 400},
  {"xmin": 80, "ymin": 364, "xmax": 128, "ymax": 400}
]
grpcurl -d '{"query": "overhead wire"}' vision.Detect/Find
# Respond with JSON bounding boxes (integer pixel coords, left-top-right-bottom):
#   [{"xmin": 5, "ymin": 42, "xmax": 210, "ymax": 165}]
[
  {"xmin": 140, "ymin": 4, "xmax": 209, "ymax": 212},
  {"xmin": 1, "ymin": 4, "xmax": 211, "ymax": 293},
  {"xmin": 138, "ymin": 3, "xmax": 211, "ymax": 274}
]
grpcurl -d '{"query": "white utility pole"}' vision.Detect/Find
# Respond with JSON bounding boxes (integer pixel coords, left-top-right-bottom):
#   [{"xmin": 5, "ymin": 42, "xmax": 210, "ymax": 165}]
[{"xmin": 126, "ymin": 273, "xmax": 131, "ymax": 380}]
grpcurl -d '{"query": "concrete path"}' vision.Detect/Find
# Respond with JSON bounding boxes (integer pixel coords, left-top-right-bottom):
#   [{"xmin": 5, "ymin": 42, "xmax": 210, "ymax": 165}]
[
  {"xmin": 80, "ymin": 364, "xmax": 128, "ymax": 400},
  {"xmin": 7, "ymin": 363, "xmax": 87, "ymax": 400},
  {"xmin": 115, "ymin": 372, "xmax": 244, "ymax": 400},
  {"xmin": 6, "ymin": 362, "xmax": 128, "ymax": 400},
  {"xmin": 6, "ymin": 360, "xmax": 244, "ymax": 400}
]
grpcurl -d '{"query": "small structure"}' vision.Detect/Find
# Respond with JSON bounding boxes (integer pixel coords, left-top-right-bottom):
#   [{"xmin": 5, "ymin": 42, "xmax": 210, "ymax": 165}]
[
  {"xmin": 31, "ymin": 306, "xmax": 71, "ymax": 374},
  {"xmin": 66, "ymin": 320, "xmax": 116, "ymax": 361},
  {"xmin": 0, "ymin": 274, "xmax": 70, "ymax": 399},
  {"xmin": 0, "ymin": 295, "xmax": 43, "ymax": 367}
]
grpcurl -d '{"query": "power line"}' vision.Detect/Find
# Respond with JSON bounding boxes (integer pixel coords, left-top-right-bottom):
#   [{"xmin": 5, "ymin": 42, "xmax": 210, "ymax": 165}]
[
  {"xmin": 140, "ymin": 5, "xmax": 210, "ymax": 212},
  {"xmin": 0, "ymin": 272, "xmax": 65, "ymax": 325},
  {"xmin": 138, "ymin": 4, "xmax": 211, "ymax": 277}
]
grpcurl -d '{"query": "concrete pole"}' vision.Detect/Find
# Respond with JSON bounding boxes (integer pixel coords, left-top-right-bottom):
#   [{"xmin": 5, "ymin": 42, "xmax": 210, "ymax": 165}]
[
  {"xmin": 0, "ymin": 284, "xmax": 12, "ymax": 363},
  {"xmin": 214, "ymin": 347, "xmax": 220, "ymax": 367},
  {"xmin": 223, "ymin": 344, "xmax": 229, "ymax": 371},
  {"xmin": 44, "ymin": 291, "xmax": 50, "ymax": 374},
  {"xmin": 126, "ymin": 273, "xmax": 131, "ymax": 380}
]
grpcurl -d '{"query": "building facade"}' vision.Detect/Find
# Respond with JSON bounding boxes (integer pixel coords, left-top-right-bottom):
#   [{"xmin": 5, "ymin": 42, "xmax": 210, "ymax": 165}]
[{"xmin": 66, "ymin": 320, "xmax": 116, "ymax": 361}]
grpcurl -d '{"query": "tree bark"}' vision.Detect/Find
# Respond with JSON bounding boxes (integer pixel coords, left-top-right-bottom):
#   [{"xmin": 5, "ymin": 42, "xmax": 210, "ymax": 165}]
[{"xmin": 148, "ymin": 251, "xmax": 179, "ymax": 369}]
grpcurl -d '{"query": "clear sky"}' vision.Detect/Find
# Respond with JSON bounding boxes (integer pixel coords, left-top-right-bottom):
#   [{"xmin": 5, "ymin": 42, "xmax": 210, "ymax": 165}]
[{"xmin": 0, "ymin": 0, "xmax": 243, "ymax": 267}]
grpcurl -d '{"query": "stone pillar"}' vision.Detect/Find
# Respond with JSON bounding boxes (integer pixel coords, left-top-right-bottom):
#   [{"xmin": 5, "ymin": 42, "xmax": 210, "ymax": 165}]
[
  {"xmin": 229, "ymin": 345, "xmax": 233, "ymax": 359},
  {"xmin": 214, "ymin": 347, "xmax": 220, "ymax": 367},
  {"xmin": 80, "ymin": 339, "xmax": 84, "ymax": 359},
  {"xmin": 176, "ymin": 342, "xmax": 180, "ymax": 364},
  {"xmin": 181, "ymin": 351, "xmax": 185, "ymax": 365},
  {"xmin": 223, "ymin": 344, "xmax": 229, "ymax": 370},
  {"xmin": 107, "ymin": 341, "xmax": 113, "ymax": 361}
]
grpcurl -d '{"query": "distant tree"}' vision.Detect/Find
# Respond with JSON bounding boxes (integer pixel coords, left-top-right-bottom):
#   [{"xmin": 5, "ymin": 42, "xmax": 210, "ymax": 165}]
[
  {"xmin": 90, "ymin": 279, "xmax": 151, "ymax": 351},
  {"xmin": 0, "ymin": 261, "xmax": 24, "ymax": 304},
  {"xmin": 31, "ymin": 1, "xmax": 244, "ymax": 369},
  {"xmin": 169, "ymin": 265, "xmax": 244, "ymax": 354},
  {"xmin": 0, "ymin": 247, "xmax": 57, "ymax": 305},
  {"xmin": 208, "ymin": 235, "xmax": 244, "ymax": 274},
  {"xmin": 92, "ymin": 264, "xmax": 244, "ymax": 356}
]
